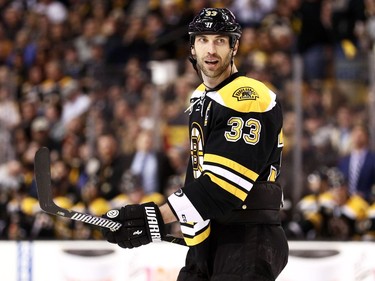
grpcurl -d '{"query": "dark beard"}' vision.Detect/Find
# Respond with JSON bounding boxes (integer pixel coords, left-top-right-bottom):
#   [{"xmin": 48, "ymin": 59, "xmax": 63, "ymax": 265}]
[{"xmin": 197, "ymin": 53, "xmax": 232, "ymax": 79}]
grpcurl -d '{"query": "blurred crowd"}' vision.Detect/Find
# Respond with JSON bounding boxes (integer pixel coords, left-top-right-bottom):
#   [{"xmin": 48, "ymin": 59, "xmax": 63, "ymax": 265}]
[{"xmin": 1, "ymin": 0, "xmax": 375, "ymax": 241}]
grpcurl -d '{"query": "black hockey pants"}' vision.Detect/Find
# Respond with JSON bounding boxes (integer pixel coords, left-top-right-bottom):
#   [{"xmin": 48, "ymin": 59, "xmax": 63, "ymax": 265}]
[{"xmin": 177, "ymin": 221, "xmax": 288, "ymax": 281}]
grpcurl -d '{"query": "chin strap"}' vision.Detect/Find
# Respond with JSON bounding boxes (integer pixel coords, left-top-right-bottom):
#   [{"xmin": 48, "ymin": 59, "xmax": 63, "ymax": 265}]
[
  {"xmin": 189, "ymin": 54, "xmax": 207, "ymax": 88},
  {"xmin": 188, "ymin": 55, "xmax": 198, "ymax": 74}
]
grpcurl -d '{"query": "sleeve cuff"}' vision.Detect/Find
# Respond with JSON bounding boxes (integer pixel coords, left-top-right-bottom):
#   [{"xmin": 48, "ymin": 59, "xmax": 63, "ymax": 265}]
[{"xmin": 167, "ymin": 189, "xmax": 204, "ymax": 223}]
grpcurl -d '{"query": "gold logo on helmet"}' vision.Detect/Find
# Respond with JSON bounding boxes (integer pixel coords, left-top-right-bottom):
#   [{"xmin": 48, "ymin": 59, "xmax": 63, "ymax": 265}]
[{"xmin": 233, "ymin": 87, "xmax": 258, "ymax": 101}]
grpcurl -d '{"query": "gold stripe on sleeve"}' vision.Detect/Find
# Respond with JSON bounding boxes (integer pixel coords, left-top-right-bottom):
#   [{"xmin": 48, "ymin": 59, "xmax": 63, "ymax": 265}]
[
  {"xmin": 204, "ymin": 153, "xmax": 258, "ymax": 182},
  {"xmin": 205, "ymin": 171, "xmax": 248, "ymax": 201},
  {"xmin": 183, "ymin": 225, "xmax": 211, "ymax": 246}
]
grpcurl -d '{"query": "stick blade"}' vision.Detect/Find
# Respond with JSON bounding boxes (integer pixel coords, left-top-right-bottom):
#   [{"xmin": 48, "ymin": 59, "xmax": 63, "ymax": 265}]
[{"xmin": 34, "ymin": 147, "xmax": 64, "ymax": 214}]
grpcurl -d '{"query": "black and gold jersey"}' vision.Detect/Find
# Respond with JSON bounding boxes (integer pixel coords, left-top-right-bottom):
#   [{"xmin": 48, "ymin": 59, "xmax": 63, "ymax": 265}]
[{"xmin": 167, "ymin": 72, "xmax": 284, "ymax": 246}]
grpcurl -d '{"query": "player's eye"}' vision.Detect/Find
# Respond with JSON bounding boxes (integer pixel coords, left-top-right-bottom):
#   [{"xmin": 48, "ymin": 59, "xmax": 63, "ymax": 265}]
[
  {"xmin": 197, "ymin": 37, "xmax": 207, "ymax": 43},
  {"xmin": 215, "ymin": 38, "xmax": 227, "ymax": 45}
]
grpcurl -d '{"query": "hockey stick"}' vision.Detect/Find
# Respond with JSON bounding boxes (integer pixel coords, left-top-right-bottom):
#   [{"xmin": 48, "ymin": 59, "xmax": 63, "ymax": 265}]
[{"xmin": 34, "ymin": 147, "xmax": 186, "ymax": 245}]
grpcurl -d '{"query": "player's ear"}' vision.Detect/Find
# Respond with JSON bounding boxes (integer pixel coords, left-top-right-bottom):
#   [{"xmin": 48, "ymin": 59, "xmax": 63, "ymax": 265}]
[
  {"xmin": 232, "ymin": 40, "xmax": 239, "ymax": 56},
  {"xmin": 191, "ymin": 46, "xmax": 196, "ymax": 58}
]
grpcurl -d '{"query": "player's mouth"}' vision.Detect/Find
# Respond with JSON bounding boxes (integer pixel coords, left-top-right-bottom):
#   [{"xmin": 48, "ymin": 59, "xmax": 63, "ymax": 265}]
[
  {"xmin": 204, "ymin": 59, "xmax": 219, "ymax": 66},
  {"xmin": 204, "ymin": 58, "xmax": 220, "ymax": 70}
]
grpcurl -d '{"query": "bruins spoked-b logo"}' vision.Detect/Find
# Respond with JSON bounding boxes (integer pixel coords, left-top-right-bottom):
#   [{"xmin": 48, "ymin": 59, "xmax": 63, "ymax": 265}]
[
  {"xmin": 233, "ymin": 87, "xmax": 258, "ymax": 101},
  {"xmin": 191, "ymin": 122, "xmax": 204, "ymax": 179}
]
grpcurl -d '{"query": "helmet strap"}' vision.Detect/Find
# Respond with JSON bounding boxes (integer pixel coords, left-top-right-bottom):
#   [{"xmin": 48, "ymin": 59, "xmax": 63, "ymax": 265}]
[{"xmin": 188, "ymin": 55, "xmax": 198, "ymax": 73}]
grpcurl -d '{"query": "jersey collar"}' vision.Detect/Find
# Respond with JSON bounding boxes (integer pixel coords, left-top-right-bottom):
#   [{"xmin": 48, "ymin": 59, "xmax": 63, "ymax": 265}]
[{"xmin": 205, "ymin": 72, "xmax": 243, "ymax": 93}]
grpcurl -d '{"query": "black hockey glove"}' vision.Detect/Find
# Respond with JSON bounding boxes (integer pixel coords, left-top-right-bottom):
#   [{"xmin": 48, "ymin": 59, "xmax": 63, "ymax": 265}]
[{"xmin": 101, "ymin": 202, "xmax": 166, "ymax": 249}]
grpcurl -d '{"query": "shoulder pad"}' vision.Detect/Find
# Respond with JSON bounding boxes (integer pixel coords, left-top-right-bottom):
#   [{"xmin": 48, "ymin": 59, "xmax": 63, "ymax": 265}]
[{"xmin": 207, "ymin": 76, "xmax": 277, "ymax": 113}]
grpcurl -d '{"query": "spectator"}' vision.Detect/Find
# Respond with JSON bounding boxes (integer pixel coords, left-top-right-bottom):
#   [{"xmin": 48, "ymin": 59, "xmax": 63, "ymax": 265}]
[
  {"xmin": 31, "ymin": 0, "xmax": 68, "ymax": 24},
  {"xmin": 60, "ymin": 134, "xmax": 86, "ymax": 189},
  {"xmin": 21, "ymin": 65, "xmax": 45, "ymax": 102},
  {"xmin": 337, "ymin": 123, "xmax": 375, "ymax": 202},
  {"xmin": 6, "ymin": 28, "xmax": 36, "ymax": 70},
  {"xmin": 60, "ymin": 79, "xmax": 91, "ymax": 126},
  {"xmin": 40, "ymin": 59, "xmax": 73, "ymax": 102},
  {"xmin": 87, "ymin": 133, "xmax": 129, "ymax": 200},
  {"xmin": 105, "ymin": 15, "xmax": 149, "ymax": 65},
  {"xmin": 0, "ymin": 85, "xmax": 21, "ymax": 131},
  {"xmin": 165, "ymin": 146, "xmax": 189, "ymax": 182},
  {"xmin": 328, "ymin": 0, "xmax": 368, "ymax": 105},
  {"xmin": 1, "ymin": 5, "xmax": 23, "ymax": 41},
  {"xmin": 11, "ymin": 126, "xmax": 30, "ymax": 161},
  {"xmin": 0, "ymin": 160, "xmax": 23, "ymax": 192},
  {"xmin": 74, "ymin": 18, "xmax": 105, "ymax": 63},
  {"xmin": 144, "ymin": 9, "xmax": 178, "ymax": 60},
  {"xmin": 62, "ymin": 45, "xmax": 85, "ymax": 80},
  {"xmin": 43, "ymin": 101, "xmax": 64, "ymax": 142},
  {"xmin": 162, "ymin": 76, "xmax": 192, "ymax": 124},
  {"xmin": 128, "ymin": 128, "xmax": 176, "ymax": 195},
  {"xmin": 229, "ymin": 0, "xmax": 277, "ymax": 27},
  {"xmin": 50, "ymin": 159, "xmax": 80, "ymax": 202},
  {"xmin": 0, "ymin": 23, "xmax": 13, "ymax": 64},
  {"xmin": 314, "ymin": 104, "xmax": 354, "ymax": 157},
  {"xmin": 122, "ymin": 71, "xmax": 146, "ymax": 109},
  {"xmin": 329, "ymin": 0, "xmax": 367, "ymax": 52},
  {"xmin": 0, "ymin": 159, "xmax": 37, "ymax": 240},
  {"xmin": 82, "ymin": 42, "xmax": 107, "ymax": 89},
  {"xmin": 29, "ymin": 116, "xmax": 61, "ymax": 153},
  {"xmin": 295, "ymin": 0, "xmax": 332, "ymax": 81},
  {"xmin": 18, "ymin": 99, "xmax": 39, "ymax": 139}
]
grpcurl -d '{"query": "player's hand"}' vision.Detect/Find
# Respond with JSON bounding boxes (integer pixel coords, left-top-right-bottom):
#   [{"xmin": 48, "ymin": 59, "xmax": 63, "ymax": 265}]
[{"xmin": 101, "ymin": 202, "xmax": 165, "ymax": 249}]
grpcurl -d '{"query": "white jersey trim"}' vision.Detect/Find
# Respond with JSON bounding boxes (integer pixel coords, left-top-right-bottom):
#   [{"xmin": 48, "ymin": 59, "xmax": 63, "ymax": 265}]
[
  {"xmin": 266, "ymin": 89, "xmax": 277, "ymax": 111},
  {"xmin": 203, "ymin": 164, "xmax": 253, "ymax": 192},
  {"xmin": 168, "ymin": 190, "xmax": 204, "ymax": 223}
]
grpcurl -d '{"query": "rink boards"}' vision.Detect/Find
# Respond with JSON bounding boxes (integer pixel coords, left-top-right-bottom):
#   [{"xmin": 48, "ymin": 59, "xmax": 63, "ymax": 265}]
[{"xmin": 1, "ymin": 240, "xmax": 375, "ymax": 281}]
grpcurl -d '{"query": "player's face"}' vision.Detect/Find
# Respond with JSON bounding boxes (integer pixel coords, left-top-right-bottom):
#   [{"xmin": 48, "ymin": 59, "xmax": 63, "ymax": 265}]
[{"xmin": 192, "ymin": 34, "xmax": 233, "ymax": 82}]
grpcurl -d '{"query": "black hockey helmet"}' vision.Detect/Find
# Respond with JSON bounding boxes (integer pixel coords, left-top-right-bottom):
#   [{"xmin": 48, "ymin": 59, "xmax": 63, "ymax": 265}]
[{"xmin": 188, "ymin": 8, "xmax": 242, "ymax": 48}]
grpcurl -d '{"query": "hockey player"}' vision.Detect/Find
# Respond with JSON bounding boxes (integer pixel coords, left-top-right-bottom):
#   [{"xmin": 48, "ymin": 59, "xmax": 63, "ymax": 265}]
[
  {"xmin": 101, "ymin": 8, "xmax": 289, "ymax": 281},
  {"xmin": 286, "ymin": 167, "xmax": 369, "ymax": 240}
]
